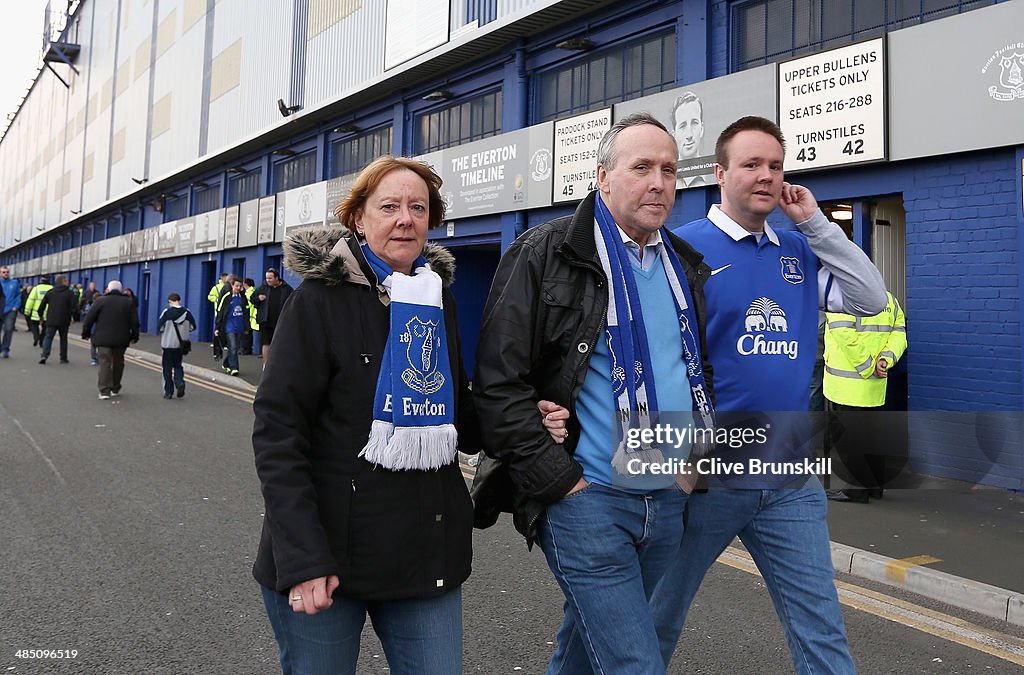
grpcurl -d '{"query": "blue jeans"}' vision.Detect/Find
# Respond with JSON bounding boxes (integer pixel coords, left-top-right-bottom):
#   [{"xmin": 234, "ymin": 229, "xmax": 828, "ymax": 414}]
[
  {"xmin": 1, "ymin": 310, "xmax": 16, "ymax": 351},
  {"xmin": 536, "ymin": 483, "xmax": 687, "ymax": 675},
  {"xmin": 650, "ymin": 481, "xmax": 855, "ymax": 675},
  {"xmin": 224, "ymin": 332, "xmax": 241, "ymax": 370},
  {"xmin": 162, "ymin": 348, "xmax": 184, "ymax": 395},
  {"xmin": 40, "ymin": 324, "xmax": 69, "ymax": 361},
  {"xmin": 260, "ymin": 585, "xmax": 462, "ymax": 675}
]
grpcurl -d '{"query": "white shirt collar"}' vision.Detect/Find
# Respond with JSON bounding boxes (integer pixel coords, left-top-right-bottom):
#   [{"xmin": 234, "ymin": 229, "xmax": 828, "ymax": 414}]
[
  {"xmin": 617, "ymin": 224, "xmax": 663, "ymax": 271},
  {"xmin": 616, "ymin": 223, "xmax": 664, "ymax": 251},
  {"xmin": 708, "ymin": 205, "xmax": 779, "ymax": 246}
]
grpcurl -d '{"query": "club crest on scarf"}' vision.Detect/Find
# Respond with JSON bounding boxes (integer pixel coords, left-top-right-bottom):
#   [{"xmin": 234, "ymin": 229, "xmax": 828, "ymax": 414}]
[
  {"xmin": 678, "ymin": 313, "xmax": 701, "ymax": 378},
  {"xmin": 402, "ymin": 316, "xmax": 445, "ymax": 395},
  {"xmin": 606, "ymin": 330, "xmax": 643, "ymax": 398},
  {"xmin": 359, "ymin": 242, "xmax": 458, "ymax": 471}
]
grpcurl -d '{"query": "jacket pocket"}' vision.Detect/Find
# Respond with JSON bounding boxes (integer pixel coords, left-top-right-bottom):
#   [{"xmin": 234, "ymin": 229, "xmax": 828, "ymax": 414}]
[{"xmin": 541, "ymin": 281, "xmax": 582, "ymax": 352}]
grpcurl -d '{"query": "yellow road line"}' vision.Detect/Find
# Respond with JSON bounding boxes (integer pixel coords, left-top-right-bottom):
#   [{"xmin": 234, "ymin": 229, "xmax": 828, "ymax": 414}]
[
  {"xmin": 127, "ymin": 357, "xmax": 255, "ymax": 403},
  {"xmin": 68, "ymin": 339, "xmax": 256, "ymax": 403},
  {"xmin": 886, "ymin": 554, "xmax": 943, "ymax": 583},
  {"xmin": 718, "ymin": 546, "xmax": 1024, "ymax": 667}
]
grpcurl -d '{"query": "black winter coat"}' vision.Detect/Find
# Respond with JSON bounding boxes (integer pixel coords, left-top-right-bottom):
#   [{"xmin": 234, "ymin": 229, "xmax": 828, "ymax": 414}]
[
  {"xmin": 471, "ymin": 192, "xmax": 714, "ymax": 543},
  {"xmin": 81, "ymin": 291, "xmax": 139, "ymax": 347},
  {"xmin": 251, "ymin": 280, "xmax": 293, "ymax": 326},
  {"xmin": 252, "ymin": 228, "xmax": 480, "ymax": 602},
  {"xmin": 39, "ymin": 285, "xmax": 78, "ymax": 327}
]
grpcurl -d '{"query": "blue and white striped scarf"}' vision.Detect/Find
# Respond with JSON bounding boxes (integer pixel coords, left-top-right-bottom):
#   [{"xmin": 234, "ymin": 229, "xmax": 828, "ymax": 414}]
[
  {"xmin": 359, "ymin": 244, "xmax": 457, "ymax": 471},
  {"xmin": 593, "ymin": 195, "xmax": 715, "ymax": 474}
]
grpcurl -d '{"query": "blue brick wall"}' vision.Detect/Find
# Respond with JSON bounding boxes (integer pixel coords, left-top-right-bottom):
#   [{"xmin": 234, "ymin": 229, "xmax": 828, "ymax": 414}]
[
  {"xmin": 901, "ymin": 150, "xmax": 1022, "ymax": 488},
  {"xmin": 903, "ymin": 150, "xmax": 1021, "ymax": 412}
]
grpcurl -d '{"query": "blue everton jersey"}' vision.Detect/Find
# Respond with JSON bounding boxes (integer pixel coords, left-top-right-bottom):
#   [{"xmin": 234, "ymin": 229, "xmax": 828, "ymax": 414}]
[{"xmin": 675, "ymin": 210, "xmax": 822, "ymax": 413}]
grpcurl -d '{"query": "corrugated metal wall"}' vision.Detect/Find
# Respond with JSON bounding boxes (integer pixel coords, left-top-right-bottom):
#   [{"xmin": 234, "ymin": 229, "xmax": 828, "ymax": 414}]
[
  {"xmin": 81, "ymin": 0, "xmax": 116, "ymax": 211},
  {"xmin": 304, "ymin": 2, "xmax": 387, "ymax": 108},
  {"xmin": 0, "ymin": 0, "xmax": 561, "ymax": 248},
  {"xmin": 108, "ymin": 0, "xmax": 154, "ymax": 198},
  {"xmin": 206, "ymin": 0, "xmax": 294, "ymax": 156},
  {"xmin": 149, "ymin": 0, "xmax": 205, "ymax": 178}
]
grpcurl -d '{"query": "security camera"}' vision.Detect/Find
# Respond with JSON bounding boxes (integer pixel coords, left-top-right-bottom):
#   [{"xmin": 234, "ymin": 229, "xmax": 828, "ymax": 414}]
[{"xmin": 278, "ymin": 98, "xmax": 301, "ymax": 117}]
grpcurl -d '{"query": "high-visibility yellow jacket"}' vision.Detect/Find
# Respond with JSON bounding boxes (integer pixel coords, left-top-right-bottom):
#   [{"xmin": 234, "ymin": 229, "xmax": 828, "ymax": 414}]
[
  {"xmin": 824, "ymin": 291, "xmax": 907, "ymax": 407},
  {"xmin": 25, "ymin": 283, "xmax": 53, "ymax": 321},
  {"xmin": 208, "ymin": 280, "xmax": 226, "ymax": 306},
  {"xmin": 245, "ymin": 286, "xmax": 259, "ymax": 331}
]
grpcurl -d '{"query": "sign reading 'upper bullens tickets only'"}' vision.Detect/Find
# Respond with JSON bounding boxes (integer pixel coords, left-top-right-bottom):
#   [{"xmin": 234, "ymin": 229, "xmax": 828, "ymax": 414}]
[{"xmin": 779, "ymin": 37, "xmax": 886, "ymax": 172}]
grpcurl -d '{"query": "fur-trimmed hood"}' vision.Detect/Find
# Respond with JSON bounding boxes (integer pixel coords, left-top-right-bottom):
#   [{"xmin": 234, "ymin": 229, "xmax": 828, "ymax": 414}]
[{"xmin": 283, "ymin": 225, "xmax": 456, "ymax": 287}]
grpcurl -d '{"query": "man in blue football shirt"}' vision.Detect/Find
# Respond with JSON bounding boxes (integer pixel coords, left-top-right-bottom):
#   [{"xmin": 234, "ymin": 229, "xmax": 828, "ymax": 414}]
[
  {"xmin": 652, "ymin": 116, "xmax": 886, "ymax": 674},
  {"xmin": 214, "ymin": 276, "xmax": 250, "ymax": 376}
]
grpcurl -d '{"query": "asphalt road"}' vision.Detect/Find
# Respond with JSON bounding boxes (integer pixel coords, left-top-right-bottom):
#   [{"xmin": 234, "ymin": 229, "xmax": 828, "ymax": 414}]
[{"xmin": 2, "ymin": 330, "xmax": 1023, "ymax": 674}]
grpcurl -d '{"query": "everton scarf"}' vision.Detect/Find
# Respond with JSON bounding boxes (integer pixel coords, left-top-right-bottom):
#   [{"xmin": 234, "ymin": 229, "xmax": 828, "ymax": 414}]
[
  {"xmin": 359, "ymin": 244, "xmax": 457, "ymax": 470},
  {"xmin": 593, "ymin": 195, "xmax": 716, "ymax": 475}
]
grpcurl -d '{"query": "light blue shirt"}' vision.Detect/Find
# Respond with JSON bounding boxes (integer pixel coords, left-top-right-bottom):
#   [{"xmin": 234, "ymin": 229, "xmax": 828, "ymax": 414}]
[{"xmin": 574, "ymin": 250, "xmax": 693, "ymax": 491}]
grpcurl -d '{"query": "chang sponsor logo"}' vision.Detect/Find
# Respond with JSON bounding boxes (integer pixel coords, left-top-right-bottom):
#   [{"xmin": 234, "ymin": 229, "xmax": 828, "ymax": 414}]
[{"xmin": 736, "ymin": 297, "xmax": 799, "ymax": 360}]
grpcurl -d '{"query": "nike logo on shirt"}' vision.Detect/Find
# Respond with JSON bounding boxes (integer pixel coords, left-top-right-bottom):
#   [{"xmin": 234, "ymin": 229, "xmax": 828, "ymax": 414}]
[{"xmin": 710, "ymin": 264, "xmax": 733, "ymax": 276}]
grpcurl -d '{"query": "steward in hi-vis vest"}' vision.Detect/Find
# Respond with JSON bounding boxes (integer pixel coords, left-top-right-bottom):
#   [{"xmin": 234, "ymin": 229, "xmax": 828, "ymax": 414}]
[{"xmin": 823, "ymin": 291, "xmax": 906, "ymax": 408}]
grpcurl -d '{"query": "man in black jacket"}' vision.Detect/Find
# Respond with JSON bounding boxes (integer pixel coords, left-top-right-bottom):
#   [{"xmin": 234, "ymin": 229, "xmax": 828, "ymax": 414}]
[
  {"xmin": 38, "ymin": 274, "xmax": 78, "ymax": 364},
  {"xmin": 251, "ymin": 267, "xmax": 293, "ymax": 364},
  {"xmin": 82, "ymin": 280, "xmax": 139, "ymax": 399},
  {"xmin": 473, "ymin": 113, "xmax": 714, "ymax": 673}
]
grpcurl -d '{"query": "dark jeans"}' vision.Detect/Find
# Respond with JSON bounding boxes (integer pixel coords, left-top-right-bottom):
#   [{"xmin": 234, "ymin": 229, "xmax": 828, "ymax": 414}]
[
  {"xmin": 162, "ymin": 348, "xmax": 184, "ymax": 396},
  {"xmin": 26, "ymin": 317, "xmax": 41, "ymax": 346},
  {"xmin": 40, "ymin": 324, "xmax": 70, "ymax": 361},
  {"xmin": 224, "ymin": 332, "xmax": 241, "ymax": 371},
  {"xmin": 97, "ymin": 346, "xmax": 127, "ymax": 395},
  {"xmin": 1, "ymin": 309, "xmax": 16, "ymax": 351}
]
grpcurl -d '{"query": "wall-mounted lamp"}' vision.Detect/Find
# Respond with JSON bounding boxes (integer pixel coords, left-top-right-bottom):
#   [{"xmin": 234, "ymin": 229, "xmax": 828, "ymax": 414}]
[
  {"xmin": 191, "ymin": 181, "xmax": 209, "ymax": 189},
  {"xmin": 555, "ymin": 36, "xmax": 596, "ymax": 51},
  {"xmin": 36, "ymin": 225, "xmax": 45, "ymax": 231},
  {"xmin": 333, "ymin": 123, "xmax": 360, "ymax": 133},
  {"xmin": 69, "ymin": 209, "xmax": 81, "ymax": 215},
  {"xmin": 831, "ymin": 210, "xmax": 853, "ymax": 221},
  {"xmin": 422, "ymin": 90, "xmax": 453, "ymax": 102},
  {"xmin": 227, "ymin": 166, "xmax": 248, "ymax": 174},
  {"xmin": 13, "ymin": 237, "xmax": 21, "ymax": 242},
  {"xmin": 277, "ymin": 98, "xmax": 301, "ymax": 117},
  {"xmin": 272, "ymin": 148, "xmax": 296, "ymax": 157},
  {"xmin": 131, "ymin": 176, "xmax": 148, "ymax": 185}
]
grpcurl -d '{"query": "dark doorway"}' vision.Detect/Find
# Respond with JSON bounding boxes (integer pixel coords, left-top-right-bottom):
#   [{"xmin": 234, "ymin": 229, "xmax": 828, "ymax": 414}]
[
  {"xmin": 201, "ymin": 261, "xmax": 218, "ymax": 342},
  {"xmin": 140, "ymin": 272, "xmax": 151, "ymax": 333}
]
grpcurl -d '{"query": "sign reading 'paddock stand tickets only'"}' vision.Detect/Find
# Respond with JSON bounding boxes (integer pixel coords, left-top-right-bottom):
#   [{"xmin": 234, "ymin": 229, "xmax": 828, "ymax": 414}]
[
  {"xmin": 779, "ymin": 37, "xmax": 886, "ymax": 172},
  {"xmin": 553, "ymin": 109, "xmax": 611, "ymax": 204}
]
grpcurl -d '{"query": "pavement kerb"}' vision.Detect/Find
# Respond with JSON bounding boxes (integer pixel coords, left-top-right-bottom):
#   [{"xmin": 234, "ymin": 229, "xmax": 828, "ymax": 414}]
[
  {"xmin": 830, "ymin": 541, "xmax": 1024, "ymax": 627},
  {"xmin": 124, "ymin": 344, "xmax": 258, "ymax": 395}
]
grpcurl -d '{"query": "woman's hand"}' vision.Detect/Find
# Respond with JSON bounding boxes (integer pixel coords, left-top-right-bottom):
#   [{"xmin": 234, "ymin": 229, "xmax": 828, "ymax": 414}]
[
  {"xmin": 538, "ymin": 400, "xmax": 570, "ymax": 444},
  {"xmin": 288, "ymin": 575, "xmax": 340, "ymax": 615}
]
